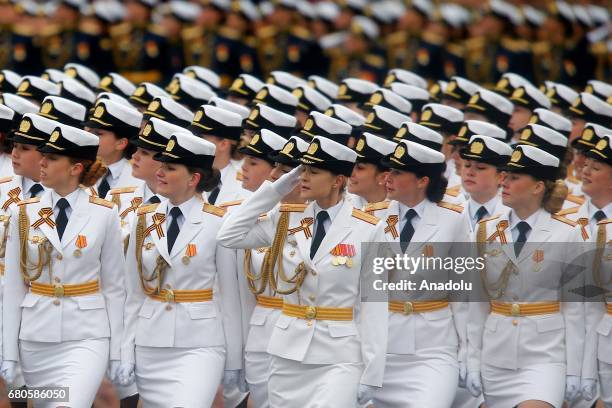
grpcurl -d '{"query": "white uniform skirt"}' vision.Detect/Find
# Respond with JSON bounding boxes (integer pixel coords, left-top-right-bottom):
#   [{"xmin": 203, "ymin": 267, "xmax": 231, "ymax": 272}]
[
  {"xmin": 482, "ymin": 362, "xmax": 565, "ymax": 408},
  {"xmin": 451, "ymin": 387, "xmax": 484, "ymax": 408},
  {"xmin": 245, "ymin": 351, "xmax": 272, "ymax": 408},
  {"xmin": 135, "ymin": 345, "xmax": 225, "ymax": 408},
  {"xmin": 373, "ymin": 352, "xmax": 459, "ymax": 408},
  {"xmin": 268, "ymin": 356, "xmax": 362, "ymax": 408},
  {"xmin": 20, "ymin": 338, "xmax": 109, "ymax": 408}
]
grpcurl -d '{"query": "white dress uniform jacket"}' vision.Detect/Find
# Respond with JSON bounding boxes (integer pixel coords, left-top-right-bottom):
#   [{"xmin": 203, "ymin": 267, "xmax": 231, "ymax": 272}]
[
  {"xmin": 467, "ymin": 207, "xmax": 585, "ymax": 407},
  {"xmin": 121, "ymin": 197, "xmax": 242, "ymax": 369},
  {"xmin": 2, "ymin": 188, "xmax": 125, "ymax": 360},
  {"xmin": 217, "ymin": 182, "xmax": 387, "ymax": 388}
]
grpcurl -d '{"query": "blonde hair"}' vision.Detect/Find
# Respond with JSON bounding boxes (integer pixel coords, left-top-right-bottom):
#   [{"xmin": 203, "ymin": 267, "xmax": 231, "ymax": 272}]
[
  {"xmin": 70, "ymin": 157, "xmax": 107, "ymax": 187},
  {"xmin": 543, "ymin": 179, "xmax": 568, "ymax": 214}
]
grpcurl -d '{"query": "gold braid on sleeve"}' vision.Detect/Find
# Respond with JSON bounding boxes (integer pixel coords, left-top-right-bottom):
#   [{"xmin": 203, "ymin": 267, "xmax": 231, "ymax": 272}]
[
  {"xmin": 477, "ymin": 220, "xmax": 512, "ymax": 300},
  {"xmin": 19, "ymin": 205, "xmax": 51, "ymax": 283},
  {"xmin": 135, "ymin": 213, "xmax": 167, "ymax": 295},
  {"xmin": 267, "ymin": 212, "xmax": 307, "ymax": 296}
]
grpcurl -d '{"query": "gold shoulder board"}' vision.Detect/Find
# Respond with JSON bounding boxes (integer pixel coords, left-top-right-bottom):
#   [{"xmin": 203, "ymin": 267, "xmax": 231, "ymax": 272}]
[
  {"xmin": 109, "ymin": 186, "xmax": 138, "ymax": 195},
  {"xmin": 219, "ymin": 200, "xmax": 243, "ymax": 208},
  {"xmin": 555, "ymin": 206, "xmax": 579, "ymax": 216},
  {"xmin": 137, "ymin": 203, "xmax": 159, "ymax": 215},
  {"xmin": 17, "ymin": 197, "xmax": 40, "ymax": 206},
  {"xmin": 365, "ymin": 201, "xmax": 390, "ymax": 212},
  {"xmin": 89, "ymin": 196, "xmax": 115, "ymax": 209},
  {"xmin": 566, "ymin": 194, "xmax": 585, "ymax": 205},
  {"xmin": 445, "ymin": 185, "xmax": 461, "ymax": 197},
  {"xmin": 478, "ymin": 214, "xmax": 500, "ymax": 224},
  {"xmin": 280, "ymin": 203, "xmax": 308, "ymax": 213},
  {"xmin": 352, "ymin": 209, "xmax": 379, "ymax": 225},
  {"xmin": 202, "ymin": 203, "xmax": 226, "ymax": 217},
  {"xmin": 437, "ymin": 201, "xmax": 464, "ymax": 213},
  {"xmin": 551, "ymin": 214, "xmax": 577, "ymax": 227},
  {"xmin": 597, "ymin": 219, "xmax": 611, "ymax": 225},
  {"xmin": 0, "ymin": 176, "xmax": 13, "ymax": 184}
]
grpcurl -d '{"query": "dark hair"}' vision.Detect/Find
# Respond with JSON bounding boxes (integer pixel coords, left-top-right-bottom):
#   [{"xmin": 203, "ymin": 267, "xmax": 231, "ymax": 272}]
[
  {"xmin": 188, "ymin": 166, "xmax": 221, "ymax": 193},
  {"xmin": 70, "ymin": 157, "xmax": 107, "ymax": 187},
  {"xmin": 0, "ymin": 133, "xmax": 11, "ymax": 154},
  {"xmin": 412, "ymin": 166, "xmax": 448, "ymax": 203}
]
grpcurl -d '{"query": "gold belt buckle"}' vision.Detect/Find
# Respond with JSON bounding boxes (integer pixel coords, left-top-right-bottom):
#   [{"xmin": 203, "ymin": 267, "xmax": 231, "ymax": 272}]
[
  {"xmin": 165, "ymin": 289, "xmax": 175, "ymax": 303},
  {"xmin": 511, "ymin": 303, "xmax": 520, "ymax": 317},
  {"xmin": 403, "ymin": 302, "xmax": 414, "ymax": 315},
  {"xmin": 304, "ymin": 306, "xmax": 317, "ymax": 319},
  {"xmin": 53, "ymin": 283, "xmax": 64, "ymax": 298}
]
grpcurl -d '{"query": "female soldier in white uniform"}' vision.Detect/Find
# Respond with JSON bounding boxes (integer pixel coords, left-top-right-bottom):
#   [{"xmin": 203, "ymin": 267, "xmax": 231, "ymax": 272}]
[
  {"xmin": 1, "ymin": 123, "xmax": 125, "ymax": 407},
  {"xmin": 118, "ymin": 132, "xmax": 243, "ymax": 407},
  {"xmin": 218, "ymin": 136, "xmax": 387, "ymax": 407},
  {"xmin": 466, "ymin": 145, "xmax": 585, "ymax": 408},
  {"xmin": 580, "ymin": 135, "xmax": 612, "ymax": 406},
  {"xmin": 348, "ymin": 132, "xmax": 395, "ymax": 219},
  {"xmin": 370, "ymin": 140, "xmax": 468, "ymax": 408}
]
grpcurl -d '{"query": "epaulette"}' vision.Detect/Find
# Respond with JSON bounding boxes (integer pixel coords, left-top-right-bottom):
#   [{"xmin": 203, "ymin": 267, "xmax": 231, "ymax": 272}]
[
  {"xmin": 445, "ymin": 185, "xmax": 461, "ymax": 197},
  {"xmin": 202, "ymin": 203, "xmax": 226, "ymax": 217},
  {"xmin": 352, "ymin": 209, "xmax": 379, "ymax": 225},
  {"xmin": 109, "ymin": 186, "xmax": 138, "ymax": 195},
  {"xmin": 478, "ymin": 214, "xmax": 500, "ymax": 224},
  {"xmin": 501, "ymin": 37, "xmax": 530, "ymax": 52},
  {"xmin": 437, "ymin": 201, "xmax": 464, "ymax": 213},
  {"xmin": 78, "ymin": 21, "xmax": 102, "ymax": 36},
  {"xmin": 566, "ymin": 174, "xmax": 580, "ymax": 185},
  {"xmin": 17, "ymin": 197, "xmax": 40, "ymax": 206},
  {"xmin": 257, "ymin": 25, "xmax": 278, "ymax": 39},
  {"xmin": 590, "ymin": 42, "xmax": 606, "ymax": 54},
  {"xmin": 218, "ymin": 26, "xmax": 241, "ymax": 40},
  {"xmin": 365, "ymin": 54, "xmax": 385, "ymax": 68},
  {"xmin": 39, "ymin": 24, "xmax": 61, "ymax": 37},
  {"xmin": 566, "ymin": 194, "xmax": 585, "ymax": 205},
  {"xmin": 12, "ymin": 25, "xmax": 35, "ymax": 36},
  {"xmin": 137, "ymin": 203, "xmax": 159, "ymax": 215},
  {"xmin": 219, "ymin": 200, "xmax": 243, "ymax": 208},
  {"xmin": 555, "ymin": 206, "xmax": 579, "ymax": 216},
  {"xmin": 422, "ymin": 31, "xmax": 444, "ymax": 45},
  {"xmin": 235, "ymin": 171, "xmax": 244, "ymax": 181},
  {"xmin": 109, "ymin": 22, "xmax": 132, "ymax": 37},
  {"xmin": 531, "ymin": 41, "xmax": 550, "ymax": 54},
  {"xmin": 464, "ymin": 36, "xmax": 486, "ymax": 51},
  {"xmin": 280, "ymin": 203, "xmax": 307, "ymax": 213},
  {"xmin": 290, "ymin": 26, "xmax": 311, "ymax": 41},
  {"xmin": 89, "ymin": 196, "xmax": 115, "ymax": 209},
  {"xmin": 148, "ymin": 24, "xmax": 167, "ymax": 37},
  {"xmin": 597, "ymin": 219, "xmax": 611, "ymax": 225},
  {"xmin": 182, "ymin": 26, "xmax": 203, "ymax": 41},
  {"xmin": 446, "ymin": 42, "xmax": 464, "ymax": 57},
  {"xmin": 0, "ymin": 176, "xmax": 13, "ymax": 184},
  {"xmin": 551, "ymin": 214, "xmax": 577, "ymax": 227},
  {"xmin": 364, "ymin": 201, "xmax": 390, "ymax": 212},
  {"xmin": 386, "ymin": 31, "xmax": 407, "ymax": 46},
  {"xmin": 244, "ymin": 36, "xmax": 257, "ymax": 47}
]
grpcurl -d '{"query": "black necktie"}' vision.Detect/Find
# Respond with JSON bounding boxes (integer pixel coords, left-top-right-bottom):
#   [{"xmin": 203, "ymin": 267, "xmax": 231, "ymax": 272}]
[
  {"xmin": 147, "ymin": 195, "xmax": 161, "ymax": 204},
  {"xmin": 400, "ymin": 209, "xmax": 417, "ymax": 253},
  {"xmin": 29, "ymin": 183, "xmax": 43, "ymax": 198},
  {"xmin": 208, "ymin": 186, "xmax": 220, "ymax": 205},
  {"xmin": 56, "ymin": 198, "xmax": 70, "ymax": 240},
  {"xmin": 514, "ymin": 221, "xmax": 531, "ymax": 257},
  {"xmin": 594, "ymin": 210, "xmax": 606, "ymax": 222},
  {"xmin": 475, "ymin": 206, "xmax": 488, "ymax": 222},
  {"xmin": 97, "ymin": 171, "xmax": 112, "ymax": 199},
  {"xmin": 167, "ymin": 207, "xmax": 182, "ymax": 253},
  {"xmin": 310, "ymin": 211, "xmax": 329, "ymax": 259}
]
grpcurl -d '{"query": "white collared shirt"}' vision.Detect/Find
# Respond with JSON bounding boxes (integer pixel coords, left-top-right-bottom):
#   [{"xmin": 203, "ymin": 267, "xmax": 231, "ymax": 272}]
[
  {"xmin": 52, "ymin": 188, "xmax": 81, "ymax": 219},
  {"xmin": 588, "ymin": 201, "xmax": 611, "ymax": 227},
  {"xmin": 142, "ymin": 183, "xmax": 160, "ymax": 203},
  {"xmin": 21, "ymin": 177, "xmax": 44, "ymax": 198},
  {"xmin": 104, "ymin": 158, "xmax": 129, "ymax": 189},
  {"xmin": 509, "ymin": 208, "xmax": 542, "ymax": 242},
  {"xmin": 397, "ymin": 199, "xmax": 427, "ymax": 233},
  {"xmin": 468, "ymin": 195, "xmax": 500, "ymax": 229},
  {"xmin": 166, "ymin": 196, "xmax": 199, "ymax": 230},
  {"xmin": 313, "ymin": 199, "xmax": 344, "ymax": 234}
]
